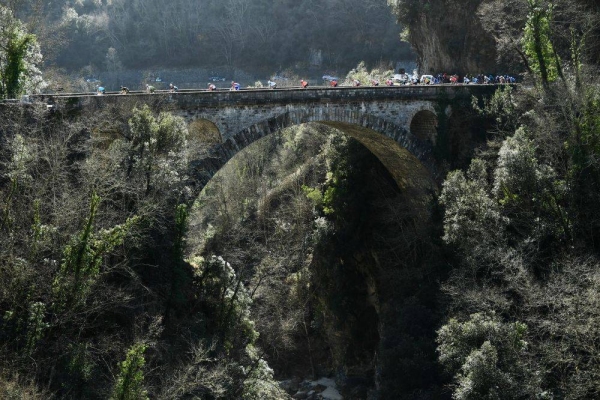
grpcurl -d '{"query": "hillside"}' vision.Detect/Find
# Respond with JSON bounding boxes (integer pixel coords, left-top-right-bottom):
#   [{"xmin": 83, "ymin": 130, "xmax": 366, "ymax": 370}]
[
  {"xmin": 2, "ymin": 0, "xmax": 600, "ymax": 399},
  {"xmin": 4, "ymin": 0, "xmax": 413, "ymax": 78}
]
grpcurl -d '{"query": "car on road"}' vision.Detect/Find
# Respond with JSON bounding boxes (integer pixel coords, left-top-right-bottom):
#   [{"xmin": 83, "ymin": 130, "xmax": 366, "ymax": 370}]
[
  {"xmin": 322, "ymin": 75, "xmax": 339, "ymax": 82},
  {"xmin": 210, "ymin": 76, "xmax": 226, "ymax": 82},
  {"xmin": 392, "ymin": 73, "xmax": 409, "ymax": 84}
]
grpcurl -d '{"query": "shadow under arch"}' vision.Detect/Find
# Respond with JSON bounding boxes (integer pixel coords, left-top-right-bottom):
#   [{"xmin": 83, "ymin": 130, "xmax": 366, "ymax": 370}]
[
  {"xmin": 188, "ymin": 118, "xmax": 438, "ymax": 209},
  {"xmin": 410, "ymin": 110, "xmax": 438, "ymax": 145},
  {"xmin": 319, "ymin": 121, "xmax": 436, "ymax": 196},
  {"xmin": 188, "ymin": 118, "xmax": 222, "ymax": 144}
]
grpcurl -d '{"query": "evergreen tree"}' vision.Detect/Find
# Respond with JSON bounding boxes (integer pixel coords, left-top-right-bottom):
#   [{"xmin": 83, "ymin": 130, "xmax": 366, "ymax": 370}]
[{"xmin": 0, "ymin": 5, "xmax": 44, "ymax": 98}]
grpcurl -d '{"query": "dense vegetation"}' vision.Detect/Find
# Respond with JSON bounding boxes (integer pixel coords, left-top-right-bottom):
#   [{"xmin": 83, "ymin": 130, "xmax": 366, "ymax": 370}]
[
  {"xmin": 428, "ymin": 1, "xmax": 600, "ymax": 397},
  {"xmin": 0, "ymin": 99, "xmax": 291, "ymax": 398},
  {"xmin": 2, "ymin": 0, "xmax": 600, "ymax": 399}
]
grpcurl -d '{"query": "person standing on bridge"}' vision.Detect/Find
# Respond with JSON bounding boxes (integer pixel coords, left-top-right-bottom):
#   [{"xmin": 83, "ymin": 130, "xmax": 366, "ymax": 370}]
[
  {"xmin": 96, "ymin": 85, "xmax": 105, "ymax": 95},
  {"xmin": 146, "ymin": 84, "xmax": 156, "ymax": 93},
  {"xmin": 120, "ymin": 86, "xmax": 129, "ymax": 94},
  {"xmin": 208, "ymin": 83, "xmax": 216, "ymax": 91},
  {"xmin": 301, "ymin": 79, "xmax": 308, "ymax": 88},
  {"xmin": 268, "ymin": 80, "xmax": 277, "ymax": 89},
  {"xmin": 169, "ymin": 83, "xmax": 179, "ymax": 92},
  {"xmin": 230, "ymin": 81, "xmax": 240, "ymax": 90}
]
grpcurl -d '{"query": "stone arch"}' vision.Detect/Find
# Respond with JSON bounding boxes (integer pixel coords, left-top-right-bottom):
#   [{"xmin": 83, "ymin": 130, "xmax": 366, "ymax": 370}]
[
  {"xmin": 409, "ymin": 110, "xmax": 438, "ymax": 145},
  {"xmin": 321, "ymin": 121, "xmax": 436, "ymax": 194},
  {"xmin": 188, "ymin": 118, "xmax": 222, "ymax": 144},
  {"xmin": 188, "ymin": 111, "xmax": 439, "ymax": 201}
]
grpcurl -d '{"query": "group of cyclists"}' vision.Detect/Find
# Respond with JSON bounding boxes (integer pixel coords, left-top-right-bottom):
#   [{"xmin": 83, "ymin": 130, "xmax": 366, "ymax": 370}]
[
  {"xmin": 96, "ymin": 82, "xmax": 179, "ymax": 95},
  {"xmin": 95, "ymin": 71, "xmax": 516, "ymax": 95}
]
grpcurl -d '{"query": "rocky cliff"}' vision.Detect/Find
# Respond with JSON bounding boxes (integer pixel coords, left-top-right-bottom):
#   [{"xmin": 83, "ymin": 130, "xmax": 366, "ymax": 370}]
[
  {"xmin": 387, "ymin": 0, "xmax": 499, "ymax": 74},
  {"xmin": 388, "ymin": 0, "xmax": 600, "ymax": 75}
]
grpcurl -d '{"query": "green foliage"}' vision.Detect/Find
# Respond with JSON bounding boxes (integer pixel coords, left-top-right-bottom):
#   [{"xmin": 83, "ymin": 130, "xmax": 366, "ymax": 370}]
[
  {"xmin": 111, "ymin": 343, "xmax": 148, "ymax": 400},
  {"xmin": 240, "ymin": 345, "xmax": 283, "ymax": 400},
  {"xmin": 166, "ymin": 204, "xmax": 191, "ymax": 314},
  {"xmin": 522, "ymin": 0, "xmax": 559, "ymax": 86},
  {"xmin": 127, "ymin": 105, "xmax": 189, "ymax": 193},
  {"xmin": 343, "ymin": 61, "xmax": 393, "ymax": 86},
  {"xmin": 471, "ymin": 86, "xmax": 519, "ymax": 136},
  {"xmin": 438, "ymin": 313, "xmax": 529, "ymax": 400},
  {"xmin": 52, "ymin": 193, "xmax": 139, "ymax": 311},
  {"xmin": 24, "ymin": 302, "xmax": 48, "ymax": 355},
  {"xmin": 321, "ymin": 136, "xmax": 354, "ymax": 218},
  {"xmin": 0, "ymin": 6, "xmax": 44, "ymax": 98},
  {"xmin": 194, "ymin": 256, "xmax": 258, "ymax": 348},
  {"xmin": 440, "ymin": 159, "xmax": 507, "ymax": 254},
  {"xmin": 493, "ymin": 128, "xmax": 569, "ymax": 240},
  {"xmin": 0, "ymin": 98, "xmax": 274, "ymax": 397},
  {"xmin": 174, "ymin": 204, "xmax": 189, "ymax": 261},
  {"xmin": 441, "ymin": 126, "xmax": 569, "ymax": 264},
  {"xmin": 568, "ymin": 88, "xmax": 600, "ymax": 173},
  {"xmin": 302, "ymin": 185, "xmax": 323, "ymax": 208},
  {"xmin": 67, "ymin": 343, "xmax": 95, "ymax": 383},
  {"xmin": 1, "ymin": 133, "xmax": 34, "ymax": 230}
]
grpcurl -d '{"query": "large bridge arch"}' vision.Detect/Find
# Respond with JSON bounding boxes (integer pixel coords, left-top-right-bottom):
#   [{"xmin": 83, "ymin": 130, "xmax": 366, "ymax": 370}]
[{"xmin": 188, "ymin": 111, "xmax": 439, "ymax": 203}]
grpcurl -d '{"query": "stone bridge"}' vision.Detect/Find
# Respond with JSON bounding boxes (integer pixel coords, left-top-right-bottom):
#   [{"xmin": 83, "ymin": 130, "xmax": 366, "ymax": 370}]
[{"xmin": 37, "ymin": 85, "xmax": 502, "ymax": 199}]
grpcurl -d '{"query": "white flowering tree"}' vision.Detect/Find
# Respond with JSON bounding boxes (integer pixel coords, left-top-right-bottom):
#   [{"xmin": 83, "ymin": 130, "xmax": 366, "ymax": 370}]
[{"xmin": 0, "ymin": 6, "xmax": 45, "ymax": 99}]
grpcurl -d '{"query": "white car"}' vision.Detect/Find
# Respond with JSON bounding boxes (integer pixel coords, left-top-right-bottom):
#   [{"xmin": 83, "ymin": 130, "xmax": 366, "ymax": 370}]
[{"xmin": 392, "ymin": 73, "xmax": 409, "ymax": 84}]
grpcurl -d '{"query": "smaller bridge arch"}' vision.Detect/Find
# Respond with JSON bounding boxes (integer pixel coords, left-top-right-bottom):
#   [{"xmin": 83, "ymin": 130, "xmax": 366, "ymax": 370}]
[
  {"xmin": 188, "ymin": 118, "xmax": 222, "ymax": 144},
  {"xmin": 410, "ymin": 109, "xmax": 438, "ymax": 145}
]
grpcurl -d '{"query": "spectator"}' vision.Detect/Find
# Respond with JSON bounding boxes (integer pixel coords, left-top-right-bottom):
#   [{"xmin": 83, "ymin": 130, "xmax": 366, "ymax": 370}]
[
  {"xmin": 301, "ymin": 79, "xmax": 309, "ymax": 88},
  {"xmin": 146, "ymin": 84, "xmax": 155, "ymax": 93},
  {"xmin": 208, "ymin": 83, "xmax": 216, "ymax": 91}
]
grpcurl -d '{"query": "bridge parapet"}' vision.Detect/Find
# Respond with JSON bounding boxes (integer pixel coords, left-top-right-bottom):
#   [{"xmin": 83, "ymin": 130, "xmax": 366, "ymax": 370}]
[{"xmin": 34, "ymin": 84, "xmax": 503, "ymax": 110}]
